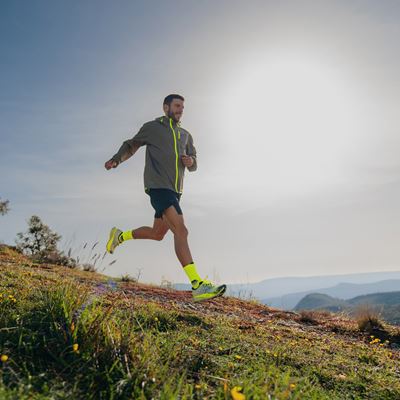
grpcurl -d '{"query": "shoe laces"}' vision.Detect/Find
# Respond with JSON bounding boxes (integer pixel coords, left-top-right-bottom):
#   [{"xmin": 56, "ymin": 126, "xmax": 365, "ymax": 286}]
[{"xmin": 201, "ymin": 277, "xmax": 213, "ymax": 287}]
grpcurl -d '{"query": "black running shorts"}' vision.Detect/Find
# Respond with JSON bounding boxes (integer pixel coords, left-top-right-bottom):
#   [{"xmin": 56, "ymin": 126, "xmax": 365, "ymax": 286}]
[{"xmin": 146, "ymin": 188, "xmax": 183, "ymax": 219}]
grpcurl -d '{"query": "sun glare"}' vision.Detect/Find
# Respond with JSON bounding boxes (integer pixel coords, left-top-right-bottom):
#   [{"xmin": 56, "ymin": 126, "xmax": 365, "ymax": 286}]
[{"xmin": 218, "ymin": 55, "xmax": 366, "ymax": 199}]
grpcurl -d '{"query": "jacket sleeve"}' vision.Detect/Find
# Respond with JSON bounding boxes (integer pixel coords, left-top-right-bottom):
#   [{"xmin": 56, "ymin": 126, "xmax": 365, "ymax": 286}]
[
  {"xmin": 111, "ymin": 123, "xmax": 150, "ymax": 165},
  {"xmin": 186, "ymin": 133, "xmax": 197, "ymax": 172}
]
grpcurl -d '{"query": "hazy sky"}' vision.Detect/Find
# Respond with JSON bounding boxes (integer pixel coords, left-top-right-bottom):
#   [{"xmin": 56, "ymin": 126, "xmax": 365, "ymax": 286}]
[{"xmin": 1, "ymin": 0, "xmax": 400, "ymax": 285}]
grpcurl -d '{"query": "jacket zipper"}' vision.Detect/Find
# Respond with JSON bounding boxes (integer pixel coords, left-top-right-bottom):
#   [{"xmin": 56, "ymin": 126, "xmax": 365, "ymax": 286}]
[{"xmin": 169, "ymin": 118, "xmax": 179, "ymax": 193}]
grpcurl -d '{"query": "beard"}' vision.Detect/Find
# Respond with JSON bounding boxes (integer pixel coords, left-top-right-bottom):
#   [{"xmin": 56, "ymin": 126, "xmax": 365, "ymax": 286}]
[{"xmin": 167, "ymin": 110, "xmax": 181, "ymax": 122}]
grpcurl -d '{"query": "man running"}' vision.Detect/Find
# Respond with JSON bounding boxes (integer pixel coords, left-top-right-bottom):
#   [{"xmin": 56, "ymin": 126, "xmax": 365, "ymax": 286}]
[{"xmin": 104, "ymin": 94, "xmax": 226, "ymax": 301}]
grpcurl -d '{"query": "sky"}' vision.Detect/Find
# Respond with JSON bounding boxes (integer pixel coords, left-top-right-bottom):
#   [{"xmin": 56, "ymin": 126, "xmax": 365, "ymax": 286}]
[{"xmin": 1, "ymin": 0, "xmax": 400, "ymax": 285}]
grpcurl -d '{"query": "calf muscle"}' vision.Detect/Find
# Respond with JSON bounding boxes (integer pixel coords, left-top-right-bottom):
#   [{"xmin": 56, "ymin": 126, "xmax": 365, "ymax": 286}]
[{"xmin": 162, "ymin": 206, "xmax": 193, "ymax": 266}]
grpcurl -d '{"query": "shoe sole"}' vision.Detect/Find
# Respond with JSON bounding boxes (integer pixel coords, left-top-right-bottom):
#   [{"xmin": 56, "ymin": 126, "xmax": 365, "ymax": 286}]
[
  {"xmin": 106, "ymin": 227, "xmax": 118, "ymax": 254},
  {"xmin": 193, "ymin": 284, "xmax": 227, "ymax": 302}
]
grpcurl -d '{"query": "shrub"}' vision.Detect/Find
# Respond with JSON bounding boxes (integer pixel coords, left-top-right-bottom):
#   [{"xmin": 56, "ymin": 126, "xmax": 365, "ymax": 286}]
[
  {"xmin": 15, "ymin": 215, "xmax": 76, "ymax": 267},
  {"xmin": 121, "ymin": 274, "xmax": 136, "ymax": 283},
  {"xmin": 354, "ymin": 304, "xmax": 384, "ymax": 332},
  {"xmin": 44, "ymin": 250, "xmax": 78, "ymax": 268},
  {"xmin": 298, "ymin": 310, "xmax": 320, "ymax": 325},
  {"xmin": 0, "ymin": 198, "xmax": 10, "ymax": 216},
  {"xmin": 82, "ymin": 263, "xmax": 97, "ymax": 272}
]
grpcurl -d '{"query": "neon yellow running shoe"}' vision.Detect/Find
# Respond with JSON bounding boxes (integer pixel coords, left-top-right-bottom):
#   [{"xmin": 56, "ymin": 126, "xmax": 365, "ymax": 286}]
[
  {"xmin": 192, "ymin": 279, "xmax": 227, "ymax": 302},
  {"xmin": 106, "ymin": 227, "xmax": 122, "ymax": 254}
]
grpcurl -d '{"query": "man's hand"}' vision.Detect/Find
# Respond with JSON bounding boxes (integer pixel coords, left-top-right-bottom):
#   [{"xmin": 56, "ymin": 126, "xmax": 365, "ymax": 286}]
[
  {"xmin": 181, "ymin": 155, "xmax": 194, "ymax": 168},
  {"xmin": 105, "ymin": 159, "xmax": 118, "ymax": 170}
]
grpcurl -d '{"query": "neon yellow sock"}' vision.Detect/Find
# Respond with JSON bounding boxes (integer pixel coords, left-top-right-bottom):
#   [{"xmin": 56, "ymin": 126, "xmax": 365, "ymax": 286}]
[
  {"xmin": 119, "ymin": 230, "xmax": 134, "ymax": 243},
  {"xmin": 183, "ymin": 262, "xmax": 202, "ymax": 287}
]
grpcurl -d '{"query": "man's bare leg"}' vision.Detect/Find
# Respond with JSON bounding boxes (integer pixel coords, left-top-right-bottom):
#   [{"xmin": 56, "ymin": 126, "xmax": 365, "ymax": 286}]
[
  {"xmin": 131, "ymin": 218, "xmax": 169, "ymax": 241},
  {"xmin": 161, "ymin": 205, "xmax": 193, "ymax": 266},
  {"xmin": 107, "ymin": 218, "xmax": 169, "ymax": 254},
  {"xmin": 161, "ymin": 205, "xmax": 226, "ymax": 300}
]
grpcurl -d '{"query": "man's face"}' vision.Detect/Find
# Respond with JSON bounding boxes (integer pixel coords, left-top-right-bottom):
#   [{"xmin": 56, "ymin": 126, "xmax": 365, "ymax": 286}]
[{"xmin": 164, "ymin": 99, "xmax": 184, "ymax": 122}]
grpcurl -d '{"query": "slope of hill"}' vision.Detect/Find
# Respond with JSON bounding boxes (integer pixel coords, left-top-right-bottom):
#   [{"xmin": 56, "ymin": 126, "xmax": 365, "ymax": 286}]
[
  {"xmin": 348, "ymin": 292, "xmax": 400, "ymax": 306},
  {"xmin": 263, "ymin": 279, "xmax": 400, "ymax": 310},
  {"xmin": 1, "ymin": 245, "xmax": 400, "ymax": 399}
]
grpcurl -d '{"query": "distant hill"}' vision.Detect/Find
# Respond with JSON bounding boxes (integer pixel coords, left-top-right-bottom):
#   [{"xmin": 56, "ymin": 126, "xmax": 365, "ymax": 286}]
[
  {"xmin": 294, "ymin": 291, "xmax": 400, "ymax": 325},
  {"xmin": 348, "ymin": 291, "xmax": 400, "ymax": 306},
  {"xmin": 262, "ymin": 279, "xmax": 400, "ymax": 310},
  {"xmin": 294, "ymin": 293, "xmax": 348, "ymax": 312}
]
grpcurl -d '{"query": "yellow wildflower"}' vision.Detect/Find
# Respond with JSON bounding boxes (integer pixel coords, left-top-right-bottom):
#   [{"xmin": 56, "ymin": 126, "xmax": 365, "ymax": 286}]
[
  {"xmin": 72, "ymin": 343, "xmax": 79, "ymax": 353},
  {"xmin": 231, "ymin": 386, "xmax": 246, "ymax": 400},
  {"xmin": 195, "ymin": 384, "xmax": 201, "ymax": 389},
  {"xmin": 154, "ymin": 317, "xmax": 159, "ymax": 321},
  {"xmin": 290, "ymin": 383, "xmax": 296, "ymax": 389},
  {"xmin": 1, "ymin": 355, "xmax": 8, "ymax": 362},
  {"xmin": 234, "ymin": 355, "xmax": 242, "ymax": 360}
]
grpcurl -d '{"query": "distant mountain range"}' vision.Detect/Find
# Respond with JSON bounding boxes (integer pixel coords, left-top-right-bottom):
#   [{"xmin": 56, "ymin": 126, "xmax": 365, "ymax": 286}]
[
  {"xmin": 294, "ymin": 291, "xmax": 400, "ymax": 325},
  {"xmin": 261, "ymin": 279, "xmax": 400, "ymax": 310},
  {"xmin": 174, "ymin": 271, "xmax": 400, "ymax": 310}
]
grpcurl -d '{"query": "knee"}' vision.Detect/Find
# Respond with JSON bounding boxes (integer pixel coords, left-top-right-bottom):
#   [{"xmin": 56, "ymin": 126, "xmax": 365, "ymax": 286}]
[{"xmin": 175, "ymin": 225, "xmax": 188, "ymax": 238}]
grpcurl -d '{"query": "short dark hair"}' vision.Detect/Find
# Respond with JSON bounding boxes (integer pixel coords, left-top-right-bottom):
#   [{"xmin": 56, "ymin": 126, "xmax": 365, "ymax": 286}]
[{"xmin": 163, "ymin": 94, "xmax": 185, "ymax": 106}]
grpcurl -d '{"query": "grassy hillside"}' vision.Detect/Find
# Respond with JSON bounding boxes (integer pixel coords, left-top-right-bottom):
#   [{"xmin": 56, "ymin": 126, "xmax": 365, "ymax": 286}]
[{"xmin": 1, "ymin": 245, "xmax": 400, "ymax": 399}]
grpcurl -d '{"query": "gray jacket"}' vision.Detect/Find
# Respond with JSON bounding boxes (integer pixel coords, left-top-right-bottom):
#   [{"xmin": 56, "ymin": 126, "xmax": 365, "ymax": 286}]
[{"xmin": 112, "ymin": 116, "xmax": 197, "ymax": 194}]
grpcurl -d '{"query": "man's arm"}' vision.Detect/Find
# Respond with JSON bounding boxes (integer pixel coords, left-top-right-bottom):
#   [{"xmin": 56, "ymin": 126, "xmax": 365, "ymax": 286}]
[
  {"xmin": 105, "ymin": 123, "xmax": 150, "ymax": 169},
  {"xmin": 185, "ymin": 133, "xmax": 197, "ymax": 172}
]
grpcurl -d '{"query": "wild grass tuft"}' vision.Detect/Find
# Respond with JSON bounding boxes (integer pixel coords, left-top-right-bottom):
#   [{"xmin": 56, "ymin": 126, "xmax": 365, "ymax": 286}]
[{"xmin": 355, "ymin": 304, "xmax": 385, "ymax": 332}]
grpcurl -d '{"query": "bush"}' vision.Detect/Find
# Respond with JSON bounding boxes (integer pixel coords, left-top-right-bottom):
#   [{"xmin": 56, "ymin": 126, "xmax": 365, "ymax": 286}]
[
  {"xmin": 298, "ymin": 310, "xmax": 321, "ymax": 325},
  {"xmin": 82, "ymin": 263, "xmax": 96, "ymax": 272},
  {"xmin": 0, "ymin": 198, "xmax": 10, "ymax": 216},
  {"xmin": 15, "ymin": 215, "xmax": 76, "ymax": 267},
  {"xmin": 121, "ymin": 274, "xmax": 136, "ymax": 283},
  {"xmin": 354, "ymin": 304, "xmax": 384, "ymax": 332},
  {"xmin": 44, "ymin": 250, "xmax": 78, "ymax": 268}
]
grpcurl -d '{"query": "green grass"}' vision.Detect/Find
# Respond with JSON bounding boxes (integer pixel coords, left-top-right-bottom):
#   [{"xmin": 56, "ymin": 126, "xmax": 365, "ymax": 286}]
[{"xmin": 1, "ymin": 247, "xmax": 400, "ymax": 399}]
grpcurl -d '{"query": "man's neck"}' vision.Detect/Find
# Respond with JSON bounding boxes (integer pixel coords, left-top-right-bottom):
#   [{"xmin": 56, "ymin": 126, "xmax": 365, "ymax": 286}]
[{"xmin": 164, "ymin": 114, "xmax": 180, "ymax": 125}]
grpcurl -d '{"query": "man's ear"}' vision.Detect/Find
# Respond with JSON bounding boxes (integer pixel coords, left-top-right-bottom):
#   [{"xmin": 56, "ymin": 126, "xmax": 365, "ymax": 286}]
[{"xmin": 163, "ymin": 104, "xmax": 169, "ymax": 114}]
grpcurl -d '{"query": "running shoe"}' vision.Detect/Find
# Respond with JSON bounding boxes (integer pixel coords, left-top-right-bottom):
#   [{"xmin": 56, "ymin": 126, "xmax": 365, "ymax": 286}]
[
  {"xmin": 192, "ymin": 279, "xmax": 227, "ymax": 302},
  {"xmin": 106, "ymin": 227, "xmax": 122, "ymax": 254}
]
